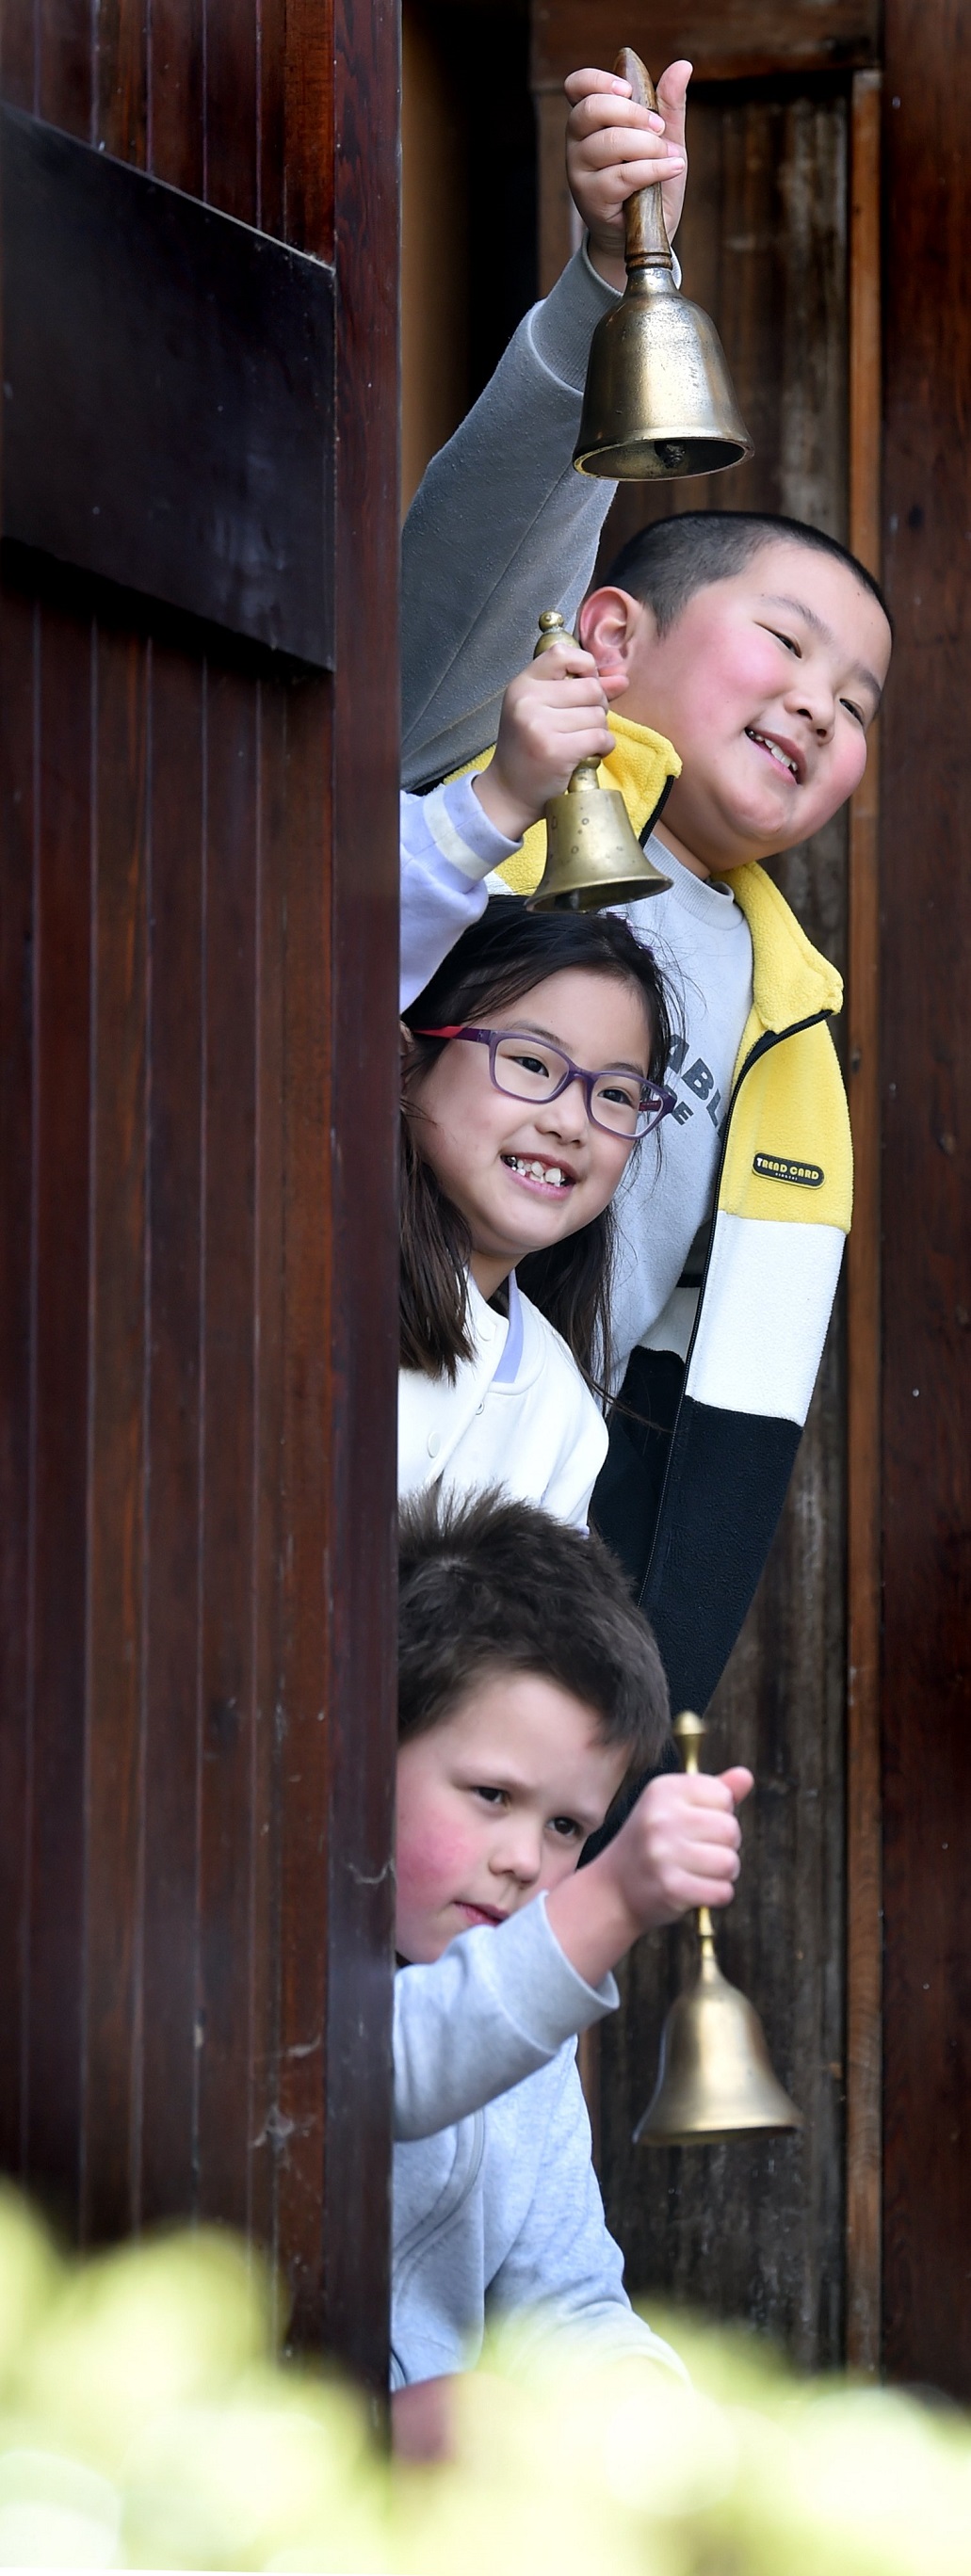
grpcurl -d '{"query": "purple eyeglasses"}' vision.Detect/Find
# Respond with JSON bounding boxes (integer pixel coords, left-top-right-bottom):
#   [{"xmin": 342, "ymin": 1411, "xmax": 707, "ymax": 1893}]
[{"xmin": 413, "ymin": 1024, "xmax": 676, "ymax": 1141}]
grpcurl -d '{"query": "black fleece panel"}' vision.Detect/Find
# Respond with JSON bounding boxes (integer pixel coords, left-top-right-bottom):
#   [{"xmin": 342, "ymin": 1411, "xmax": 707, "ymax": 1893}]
[
  {"xmin": 590, "ymin": 1348, "xmax": 684, "ymax": 1592},
  {"xmin": 640, "ymin": 1396, "xmax": 802, "ymax": 1715}
]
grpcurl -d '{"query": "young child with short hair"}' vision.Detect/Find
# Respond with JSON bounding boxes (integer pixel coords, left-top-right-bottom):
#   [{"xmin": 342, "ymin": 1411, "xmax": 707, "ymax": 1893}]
[
  {"xmin": 392, "ymin": 1487, "xmax": 753, "ymax": 2454},
  {"xmin": 398, "ymin": 66, "xmax": 893, "ymax": 1716}
]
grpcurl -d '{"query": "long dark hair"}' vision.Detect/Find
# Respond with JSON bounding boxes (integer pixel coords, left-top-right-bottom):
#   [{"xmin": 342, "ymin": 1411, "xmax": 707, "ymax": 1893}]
[{"xmin": 401, "ymin": 901, "xmax": 673, "ymax": 1392}]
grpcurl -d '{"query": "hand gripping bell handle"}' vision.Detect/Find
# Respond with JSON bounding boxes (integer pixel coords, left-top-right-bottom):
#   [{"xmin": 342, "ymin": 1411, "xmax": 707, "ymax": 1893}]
[{"xmin": 615, "ymin": 47, "xmax": 675, "ymax": 273}]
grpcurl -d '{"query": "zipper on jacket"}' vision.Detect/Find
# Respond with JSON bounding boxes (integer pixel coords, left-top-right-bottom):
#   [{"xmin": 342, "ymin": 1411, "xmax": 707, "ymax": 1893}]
[{"xmin": 633, "ymin": 1006, "xmax": 833, "ymax": 1615}]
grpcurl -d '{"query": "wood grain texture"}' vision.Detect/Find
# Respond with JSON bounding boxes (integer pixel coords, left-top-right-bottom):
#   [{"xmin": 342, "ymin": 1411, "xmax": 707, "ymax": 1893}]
[
  {"xmin": 319, "ymin": 0, "xmax": 399, "ymax": 2381},
  {"xmin": 584, "ymin": 82, "xmax": 851, "ymax": 2368},
  {"xmin": 844, "ymin": 67, "xmax": 882, "ymax": 2377},
  {"xmin": 880, "ymin": 0, "xmax": 971, "ymax": 2401},
  {"xmin": 532, "ymin": 0, "xmax": 879, "ymax": 87},
  {"xmin": 0, "ymin": 586, "xmax": 36, "ymax": 2176},
  {"xmin": 0, "ymin": 0, "xmax": 399, "ymax": 2386}
]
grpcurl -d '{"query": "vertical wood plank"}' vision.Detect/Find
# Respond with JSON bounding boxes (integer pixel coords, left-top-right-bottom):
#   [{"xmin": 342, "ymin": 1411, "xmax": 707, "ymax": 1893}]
[
  {"xmin": 536, "ymin": 86, "xmax": 573, "ymax": 296},
  {"xmin": 0, "ymin": 587, "xmax": 37, "ymax": 2174},
  {"xmin": 139, "ymin": 644, "xmax": 205, "ymax": 2226},
  {"xmin": 320, "ymin": 0, "xmax": 399, "ymax": 2384},
  {"xmin": 80, "ymin": 630, "xmax": 149, "ymax": 2244},
  {"xmin": 204, "ymin": 0, "xmax": 258, "ymax": 218},
  {"xmin": 881, "ymin": 0, "xmax": 971, "ymax": 2401},
  {"xmin": 844, "ymin": 65, "xmax": 882, "ymax": 2376},
  {"xmin": 148, "ymin": 0, "xmax": 205, "ymax": 189},
  {"xmin": 24, "ymin": 604, "xmax": 91, "ymax": 2224},
  {"xmin": 284, "ymin": 0, "xmax": 335, "ymax": 264},
  {"xmin": 195, "ymin": 666, "xmax": 258, "ymax": 2234}
]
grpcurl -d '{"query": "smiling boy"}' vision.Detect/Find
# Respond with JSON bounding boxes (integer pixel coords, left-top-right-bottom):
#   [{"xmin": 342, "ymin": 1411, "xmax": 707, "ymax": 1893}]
[
  {"xmin": 398, "ymin": 69, "xmax": 892, "ymax": 1714},
  {"xmin": 392, "ymin": 1488, "xmax": 752, "ymax": 2450}
]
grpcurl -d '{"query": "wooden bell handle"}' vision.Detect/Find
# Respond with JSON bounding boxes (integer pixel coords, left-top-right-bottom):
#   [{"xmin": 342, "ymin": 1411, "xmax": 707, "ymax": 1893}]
[{"xmin": 615, "ymin": 45, "xmax": 674, "ymax": 270}]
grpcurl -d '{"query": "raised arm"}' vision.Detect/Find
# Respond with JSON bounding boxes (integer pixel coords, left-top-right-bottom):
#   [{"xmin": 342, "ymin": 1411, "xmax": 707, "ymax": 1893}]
[
  {"xmin": 393, "ymin": 1896, "xmax": 616, "ymax": 2140},
  {"xmin": 401, "ymin": 63, "xmax": 689, "ymax": 790}
]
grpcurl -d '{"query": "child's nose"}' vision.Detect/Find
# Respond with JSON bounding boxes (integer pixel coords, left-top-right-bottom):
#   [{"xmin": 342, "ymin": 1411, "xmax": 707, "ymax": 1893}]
[
  {"xmin": 786, "ymin": 667, "xmax": 835, "ymax": 736},
  {"xmin": 492, "ymin": 1818, "xmax": 543, "ymax": 1882},
  {"xmin": 538, "ymin": 1074, "xmax": 589, "ymax": 1139}
]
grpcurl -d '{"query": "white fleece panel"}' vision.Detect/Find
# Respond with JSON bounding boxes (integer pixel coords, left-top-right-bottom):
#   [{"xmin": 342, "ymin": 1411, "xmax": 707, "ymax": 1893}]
[{"xmin": 686, "ymin": 1211, "xmax": 846, "ymax": 1425}]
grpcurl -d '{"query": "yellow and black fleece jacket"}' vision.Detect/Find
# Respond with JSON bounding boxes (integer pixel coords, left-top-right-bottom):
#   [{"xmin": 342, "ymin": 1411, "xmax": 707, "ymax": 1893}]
[{"xmin": 492, "ymin": 719, "xmax": 853, "ymax": 1719}]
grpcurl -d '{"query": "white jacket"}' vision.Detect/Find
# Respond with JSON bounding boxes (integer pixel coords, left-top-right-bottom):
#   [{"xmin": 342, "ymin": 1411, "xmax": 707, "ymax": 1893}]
[{"xmin": 398, "ymin": 1271, "xmax": 607, "ymax": 1531}]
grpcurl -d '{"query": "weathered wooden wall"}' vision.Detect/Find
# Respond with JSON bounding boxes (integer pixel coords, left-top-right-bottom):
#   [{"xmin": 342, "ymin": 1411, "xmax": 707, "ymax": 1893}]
[
  {"xmin": 880, "ymin": 0, "xmax": 971, "ymax": 2402},
  {"xmin": 0, "ymin": 0, "xmax": 399, "ymax": 2384}
]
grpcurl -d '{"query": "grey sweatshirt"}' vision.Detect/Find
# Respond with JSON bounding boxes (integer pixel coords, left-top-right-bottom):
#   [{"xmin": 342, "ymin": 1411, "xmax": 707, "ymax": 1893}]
[
  {"xmin": 391, "ymin": 1894, "xmax": 682, "ymax": 2389},
  {"xmin": 401, "ymin": 247, "xmax": 620, "ymax": 791}
]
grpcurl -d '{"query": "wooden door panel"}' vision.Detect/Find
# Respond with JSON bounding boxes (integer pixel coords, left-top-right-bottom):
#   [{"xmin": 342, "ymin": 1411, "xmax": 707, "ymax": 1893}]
[{"xmin": 0, "ymin": 0, "xmax": 398, "ymax": 2387}]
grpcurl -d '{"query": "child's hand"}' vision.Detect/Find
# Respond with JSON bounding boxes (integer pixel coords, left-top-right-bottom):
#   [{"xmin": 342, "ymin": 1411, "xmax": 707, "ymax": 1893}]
[
  {"xmin": 545, "ymin": 1760, "xmax": 753, "ymax": 1990},
  {"xmin": 614, "ymin": 1766, "xmax": 754, "ymax": 1928},
  {"xmin": 565, "ymin": 63, "xmax": 691, "ymax": 291},
  {"xmin": 473, "ymin": 637, "xmax": 627, "ymax": 843},
  {"xmin": 391, "ymin": 2375, "xmax": 458, "ymax": 2463}
]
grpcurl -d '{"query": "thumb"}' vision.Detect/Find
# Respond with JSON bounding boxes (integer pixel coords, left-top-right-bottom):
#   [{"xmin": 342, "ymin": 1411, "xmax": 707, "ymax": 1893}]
[
  {"xmin": 721, "ymin": 1765, "xmax": 754, "ymax": 1807},
  {"xmin": 655, "ymin": 58, "xmax": 691, "ymax": 146}
]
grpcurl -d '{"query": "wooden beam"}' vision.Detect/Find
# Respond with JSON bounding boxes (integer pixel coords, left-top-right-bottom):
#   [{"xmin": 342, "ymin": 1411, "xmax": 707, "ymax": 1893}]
[
  {"xmin": 844, "ymin": 64, "xmax": 882, "ymax": 2378},
  {"xmin": 532, "ymin": 0, "xmax": 880, "ymax": 90}
]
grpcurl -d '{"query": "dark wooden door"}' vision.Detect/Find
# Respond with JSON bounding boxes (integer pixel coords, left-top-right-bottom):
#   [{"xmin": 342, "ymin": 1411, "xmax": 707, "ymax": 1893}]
[{"xmin": 0, "ymin": 0, "xmax": 398, "ymax": 2386}]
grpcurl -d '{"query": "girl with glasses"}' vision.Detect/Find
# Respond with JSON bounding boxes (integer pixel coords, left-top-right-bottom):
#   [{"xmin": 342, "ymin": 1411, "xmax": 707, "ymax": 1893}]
[{"xmin": 401, "ymin": 900, "xmax": 674, "ymax": 1530}]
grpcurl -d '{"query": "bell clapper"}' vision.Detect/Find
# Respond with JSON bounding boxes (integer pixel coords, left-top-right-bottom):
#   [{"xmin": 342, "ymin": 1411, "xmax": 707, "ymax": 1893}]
[
  {"xmin": 633, "ymin": 1710, "xmax": 803, "ymax": 2146},
  {"xmin": 573, "ymin": 48, "xmax": 753, "ymax": 481},
  {"xmin": 526, "ymin": 611, "xmax": 672, "ymax": 911}
]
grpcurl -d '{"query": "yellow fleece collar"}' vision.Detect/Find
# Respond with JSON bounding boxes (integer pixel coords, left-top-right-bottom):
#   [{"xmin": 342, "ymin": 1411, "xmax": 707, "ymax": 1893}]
[{"xmin": 723, "ymin": 863, "xmax": 844, "ymax": 1034}]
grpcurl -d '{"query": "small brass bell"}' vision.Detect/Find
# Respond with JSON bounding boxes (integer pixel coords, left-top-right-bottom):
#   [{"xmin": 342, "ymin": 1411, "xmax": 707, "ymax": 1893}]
[
  {"xmin": 574, "ymin": 49, "xmax": 753, "ymax": 481},
  {"xmin": 635, "ymin": 1713, "xmax": 802, "ymax": 2145},
  {"xmin": 527, "ymin": 611, "xmax": 672, "ymax": 911}
]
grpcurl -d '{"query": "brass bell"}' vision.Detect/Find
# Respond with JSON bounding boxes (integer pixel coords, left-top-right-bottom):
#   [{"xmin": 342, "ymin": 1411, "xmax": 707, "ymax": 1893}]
[
  {"xmin": 574, "ymin": 49, "xmax": 753, "ymax": 481},
  {"xmin": 635, "ymin": 1713, "xmax": 802, "ymax": 2144},
  {"xmin": 527, "ymin": 611, "xmax": 672, "ymax": 910}
]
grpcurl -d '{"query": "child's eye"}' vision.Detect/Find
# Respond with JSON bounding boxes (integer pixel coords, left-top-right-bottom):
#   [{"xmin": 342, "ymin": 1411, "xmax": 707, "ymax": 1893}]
[
  {"xmin": 473, "ymin": 1785, "xmax": 507, "ymax": 1808},
  {"xmin": 510, "ymin": 1050, "xmax": 553, "ymax": 1083},
  {"xmin": 840, "ymin": 698, "xmax": 866, "ymax": 726},
  {"xmin": 549, "ymin": 1814, "xmax": 583, "ymax": 1841},
  {"xmin": 769, "ymin": 627, "xmax": 801, "ymax": 656}
]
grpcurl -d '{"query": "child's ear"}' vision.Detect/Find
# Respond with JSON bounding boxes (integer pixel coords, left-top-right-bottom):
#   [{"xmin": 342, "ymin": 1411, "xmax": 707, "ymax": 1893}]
[{"xmin": 578, "ymin": 585, "xmax": 651, "ymax": 675}]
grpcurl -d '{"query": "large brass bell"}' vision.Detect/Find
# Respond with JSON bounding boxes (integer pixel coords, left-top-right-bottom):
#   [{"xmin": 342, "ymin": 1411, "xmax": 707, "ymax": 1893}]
[
  {"xmin": 527, "ymin": 611, "xmax": 672, "ymax": 910},
  {"xmin": 575, "ymin": 49, "xmax": 753, "ymax": 480},
  {"xmin": 635, "ymin": 1713, "xmax": 803, "ymax": 2144}
]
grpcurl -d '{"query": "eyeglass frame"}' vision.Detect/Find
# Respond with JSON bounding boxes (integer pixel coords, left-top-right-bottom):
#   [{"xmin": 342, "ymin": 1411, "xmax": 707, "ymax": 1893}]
[{"xmin": 412, "ymin": 1022, "xmax": 677, "ymax": 1141}]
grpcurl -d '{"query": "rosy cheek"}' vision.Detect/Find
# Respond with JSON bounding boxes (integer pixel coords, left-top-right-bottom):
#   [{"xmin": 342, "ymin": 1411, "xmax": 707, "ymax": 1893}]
[{"xmin": 396, "ymin": 1812, "xmax": 473, "ymax": 1913}]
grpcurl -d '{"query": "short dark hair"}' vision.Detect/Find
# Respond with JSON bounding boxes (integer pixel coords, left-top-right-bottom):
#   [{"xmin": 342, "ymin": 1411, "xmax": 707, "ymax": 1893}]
[
  {"xmin": 401, "ymin": 899, "xmax": 673, "ymax": 1393},
  {"xmin": 398, "ymin": 1487, "xmax": 671, "ymax": 1787},
  {"xmin": 605, "ymin": 509, "xmax": 891, "ymax": 635}
]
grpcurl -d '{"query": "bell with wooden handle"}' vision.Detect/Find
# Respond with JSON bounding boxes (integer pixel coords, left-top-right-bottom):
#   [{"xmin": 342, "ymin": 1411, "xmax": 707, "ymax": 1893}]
[
  {"xmin": 527, "ymin": 610, "xmax": 672, "ymax": 910},
  {"xmin": 635, "ymin": 1712, "xmax": 802, "ymax": 2144},
  {"xmin": 574, "ymin": 49, "xmax": 753, "ymax": 481}
]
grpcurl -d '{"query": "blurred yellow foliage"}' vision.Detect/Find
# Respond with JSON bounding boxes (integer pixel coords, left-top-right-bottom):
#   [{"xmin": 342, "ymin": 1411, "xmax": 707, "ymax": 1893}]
[{"xmin": 0, "ymin": 2189, "xmax": 968, "ymax": 2574}]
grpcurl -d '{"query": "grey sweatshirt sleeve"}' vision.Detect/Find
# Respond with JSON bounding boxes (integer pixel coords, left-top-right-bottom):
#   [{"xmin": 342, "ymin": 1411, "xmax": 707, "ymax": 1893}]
[
  {"xmin": 400, "ymin": 247, "xmax": 620, "ymax": 791},
  {"xmin": 393, "ymin": 1894, "xmax": 619, "ymax": 2141},
  {"xmin": 399, "ymin": 775, "xmax": 519, "ymax": 1009},
  {"xmin": 487, "ymin": 2052, "xmax": 688, "ymax": 2378}
]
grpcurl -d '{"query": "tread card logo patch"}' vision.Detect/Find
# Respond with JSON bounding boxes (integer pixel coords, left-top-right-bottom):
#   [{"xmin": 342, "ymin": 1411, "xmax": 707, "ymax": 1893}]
[{"xmin": 753, "ymin": 1151, "xmax": 824, "ymax": 1188}]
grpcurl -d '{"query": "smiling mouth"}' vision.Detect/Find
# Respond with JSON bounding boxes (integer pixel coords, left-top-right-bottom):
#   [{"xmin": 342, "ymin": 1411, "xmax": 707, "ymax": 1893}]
[
  {"xmin": 745, "ymin": 727, "xmax": 802, "ymax": 782},
  {"xmin": 500, "ymin": 1153, "xmax": 574, "ymax": 1192},
  {"xmin": 457, "ymin": 1901, "xmax": 508, "ymax": 1927}
]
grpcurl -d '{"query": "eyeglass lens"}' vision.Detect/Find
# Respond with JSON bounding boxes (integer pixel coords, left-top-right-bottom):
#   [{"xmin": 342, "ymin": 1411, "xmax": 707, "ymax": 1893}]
[{"xmin": 491, "ymin": 1035, "xmax": 651, "ymax": 1136}]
